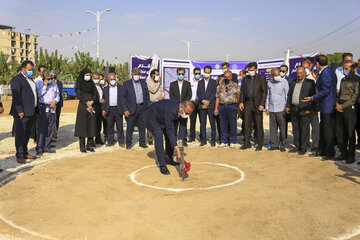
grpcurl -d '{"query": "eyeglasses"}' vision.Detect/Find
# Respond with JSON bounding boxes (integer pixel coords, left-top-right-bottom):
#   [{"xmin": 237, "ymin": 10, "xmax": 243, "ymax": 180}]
[
  {"xmin": 178, "ymin": 73, "xmax": 184, "ymax": 76},
  {"xmin": 280, "ymin": 71, "xmax": 286, "ymax": 73}
]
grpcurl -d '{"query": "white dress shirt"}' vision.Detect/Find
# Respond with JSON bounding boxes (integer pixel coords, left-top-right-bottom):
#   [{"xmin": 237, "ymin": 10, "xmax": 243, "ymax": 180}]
[
  {"xmin": 190, "ymin": 78, "xmax": 199, "ymax": 101},
  {"xmin": 95, "ymin": 83, "xmax": 103, "ymax": 99},
  {"xmin": 21, "ymin": 72, "xmax": 37, "ymax": 107},
  {"xmin": 109, "ymin": 85, "xmax": 118, "ymax": 107},
  {"xmin": 335, "ymin": 66, "xmax": 345, "ymax": 90},
  {"xmin": 178, "ymin": 80, "xmax": 183, "ymax": 97},
  {"xmin": 204, "ymin": 78, "xmax": 209, "ymax": 91}
]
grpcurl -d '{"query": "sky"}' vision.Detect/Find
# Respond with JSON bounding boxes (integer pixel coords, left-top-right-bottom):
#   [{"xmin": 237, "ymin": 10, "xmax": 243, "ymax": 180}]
[{"xmin": 1, "ymin": 0, "xmax": 360, "ymax": 64}]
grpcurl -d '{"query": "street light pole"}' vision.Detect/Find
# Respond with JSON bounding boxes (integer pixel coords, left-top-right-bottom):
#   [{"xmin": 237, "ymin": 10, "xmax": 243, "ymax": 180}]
[
  {"xmin": 85, "ymin": 8, "xmax": 111, "ymax": 61},
  {"xmin": 182, "ymin": 40, "xmax": 196, "ymax": 60}
]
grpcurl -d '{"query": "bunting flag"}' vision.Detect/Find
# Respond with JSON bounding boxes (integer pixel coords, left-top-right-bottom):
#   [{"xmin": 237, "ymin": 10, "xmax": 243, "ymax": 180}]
[
  {"xmin": 51, "ymin": 40, "xmax": 97, "ymax": 52},
  {"xmin": 35, "ymin": 26, "xmax": 96, "ymax": 38}
]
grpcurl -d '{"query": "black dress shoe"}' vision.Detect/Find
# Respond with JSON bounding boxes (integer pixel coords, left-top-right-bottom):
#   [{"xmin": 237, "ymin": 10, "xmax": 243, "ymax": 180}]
[
  {"xmin": 240, "ymin": 145, "xmax": 251, "ymax": 150},
  {"xmin": 211, "ymin": 142, "xmax": 216, "ymax": 147},
  {"xmin": 106, "ymin": 143, "xmax": 115, "ymax": 147},
  {"xmin": 45, "ymin": 149, "xmax": 56, "ymax": 154},
  {"xmin": 309, "ymin": 151, "xmax": 323, "ymax": 157},
  {"xmin": 86, "ymin": 148, "xmax": 95, "ymax": 152},
  {"xmin": 36, "ymin": 151, "xmax": 43, "ymax": 157},
  {"xmin": 298, "ymin": 150, "xmax": 307, "ymax": 155},
  {"xmin": 334, "ymin": 154, "xmax": 347, "ymax": 161},
  {"xmin": 346, "ymin": 156, "xmax": 355, "ymax": 164},
  {"xmin": 289, "ymin": 147, "xmax": 298, "ymax": 153},
  {"xmin": 119, "ymin": 143, "xmax": 125, "ymax": 148},
  {"xmin": 268, "ymin": 147, "xmax": 279, "ymax": 151},
  {"xmin": 183, "ymin": 141, "xmax": 188, "ymax": 147},
  {"xmin": 280, "ymin": 146, "xmax": 286, "ymax": 152},
  {"xmin": 50, "ymin": 145, "xmax": 56, "ymax": 148},
  {"xmin": 321, "ymin": 155, "xmax": 333, "ymax": 161},
  {"xmin": 139, "ymin": 144, "xmax": 148, "ymax": 148},
  {"xmin": 80, "ymin": 149, "xmax": 87, "ymax": 153},
  {"xmin": 255, "ymin": 146, "xmax": 262, "ymax": 151},
  {"xmin": 200, "ymin": 142, "xmax": 206, "ymax": 146},
  {"xmin": 310, "ymin": 147, "xmax": 320, "ymax": 152},
  {"xmin": 160, "ymin": 166, "xmax": 170, "ymax": 175},
  {"xmin": 148, "ymin": 141, "xmax": 153, "ymax": 145},
  {"xmin": 188, "ymin": 138, "xmax": 195, "ymax": 142},
  {"xmin": 126, "ymin": 145, "xmax": 132, "ymax": 150}
]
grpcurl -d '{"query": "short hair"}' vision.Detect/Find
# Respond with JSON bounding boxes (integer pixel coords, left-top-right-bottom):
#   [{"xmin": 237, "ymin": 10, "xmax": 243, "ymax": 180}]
[
  {"xmin": 37, "ymin": 65, "xmax": 46, "ymax": 71},
  {"xmin": 224, "ymin": 70, "xmax": 232, "ymax": 75},
  {"xmin": 342, "ymin": 52, "xmax": 353, "ymax": 60},
  {"xmin": 271, "ymin": 68, "xmax": 280, "ymax": 75},
  {"xmin": 132, "ymin": 67, "xmax": 141, "ymax": 74},
  {"xmin": 316, "ymin": 54, "xmax": 328, "ymax": 66},
  {"xmin": 177, "ymin": 67, "xmax": 185, "ymax": 74},
  {"xmin": 150, "ymin": 69, "xmax": 159, "ymax": 76},
  {"xmin": 305, "ymin": 57, "xmax": 314, "ymax": 64},
  {"xmin": 351, "ymin": 63, "xmax": 358, "ymax": 69},
  {"xmin": 181, "ymin": 100, "xmax": 194, "ymax": 111},
  {"xmin": 247, "ymin": 62, "xmax": 258, "ymax": 69},
  {"xmin": 49, "ymin": 70, "xmax": 57, "ymax": 75},
  {"xmin": 43, "ymin": 69, "xmax": 52, "ymax": 77},
  {"xmin": 193, "ymin": 67, "xmax": 201, "ymax": 73},
  {"xmin": 279, "ymin": 64, "xmax": 288, "ymax": 71},
  {"xmin": 21, "ymin": 60, "xmax": 34, "ymax": 69},
  {"xmin": 92, "ymin": 71, "xmax": 100, "ymax": 77},
  {"xmin": 221, "ymin": 62, "xmax": 230, "ymax": 68},
  {"xmin": 245, "ymin": 63, "xmax": 250, "ymax": 69},
  {"xmin": 204, "ymin": 65, "xmax": 212, "ymax": 71},
  {"xmin": 108, "ymin": 73, "xmax": 116, "ymax": 79}
]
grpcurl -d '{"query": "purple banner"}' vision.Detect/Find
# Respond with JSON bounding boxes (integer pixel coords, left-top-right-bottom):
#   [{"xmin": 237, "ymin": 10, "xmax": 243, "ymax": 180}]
[{"xmin": 131, "ymin": 55, "xmax": 153, "ymax": 81}]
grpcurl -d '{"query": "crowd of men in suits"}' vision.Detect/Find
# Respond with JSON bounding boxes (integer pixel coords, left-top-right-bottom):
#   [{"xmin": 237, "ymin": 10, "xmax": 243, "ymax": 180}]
[{"xmin": 4, "ymin": 53, "xmax": 360, "ymax": 170}]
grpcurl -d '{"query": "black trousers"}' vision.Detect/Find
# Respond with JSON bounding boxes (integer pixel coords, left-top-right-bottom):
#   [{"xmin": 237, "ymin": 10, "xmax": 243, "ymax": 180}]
[
  {"xmin": 215, "ymin": 115, "xmax": 221, "ymax": 142},
  {"xmin": 335, "ymin": 107, "xmax": 357, "ymax": 157},
  {"xmin": 95, "ymin": 112, "xmax": 103, "ymax": 141},
  {"xmin": 106, "ymin": 107, "xmax": 124, "ymax": 145},
  {"xmin": 189, "ymin": 102, "xmax": 200, "ymax": 140},
  {"xmin": 319, "ymin": 112, "xmax": 336, "ymax": 157},
  {"xmin": 174, "ymin": 118, "xmax": 188, "ymax": 141},
  {"xmin": 14, "ymin": 115, "xmax": 35, "ymax": 158},
  {"xmin": 356, "ymin": 104, "xmax": 360, "ymax": 144},
  {"xmin": 291, "ymin": 109, "xmax": 310, "ymax": 151},
  {"xmin": 244, "ymin": 100, "xmax": 264, "ymax": 147},
  {"xmin": 199, "ymin": 108, "xmax": 216, "ymax": 143}
]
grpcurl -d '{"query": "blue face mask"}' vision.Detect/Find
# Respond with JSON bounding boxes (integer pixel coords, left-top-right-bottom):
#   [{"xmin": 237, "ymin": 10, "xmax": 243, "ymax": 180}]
[
  {"xmin": 178, "ymin": 75, "xmax": 184, "ymax": 80},
  {"xmin": 245, "ymin": 72, "xmax": 249, "ymax": 76},
  {"xmin": 194, "ymin": 74, "xmax": 201, "ymax": 80},
  {"xmin": 26, "ymin": 70, "xmax": 33, "ymax": 78},
  {"xmin": 344, "ymin": 70, "xmax": 350, "ymax": 76}
]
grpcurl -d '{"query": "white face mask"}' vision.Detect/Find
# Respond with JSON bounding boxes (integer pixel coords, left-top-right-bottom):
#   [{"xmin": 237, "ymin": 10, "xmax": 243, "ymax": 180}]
[
  {"xmin": 84, "ymin": 75, "xmax": 91, "ymax": 81},
  {"xmin": 222, "ymin": 69, "xmax": 227, "ymax": 73},
  {"xmin": 273, "ymin": 76, "xmax": 281, "ymax": 82},
  {"xmin": 133, "ymin": 75, "xmax": 140, "ymax": 81},
  {"xmin": 154, "ymin": 76, "xmax": 160, "ymax": 82},
  {"xmin": 249, "ymin": 71, "xmax": 256, "ymax": 77},
  {"xmin": 305, "ymin": 68, "xmax": 311, "ymax": 76},
  {"xmin": 204, "ymin": 73, "xmax": 211, "ymax": 79},
  {"xmin": 99, "ymin": 80, "xmax": 105, "ymax": 85},
  {"xmin": 93, "ymin": 79, "xmax": 100, "ymax": 84},
  {"xmin": 110, "ymin": 80, "xmax": 116, "ymax": 86},
  {"xmin": 280, "ymin": 71, "xmax": 286, "ymax": 78}
]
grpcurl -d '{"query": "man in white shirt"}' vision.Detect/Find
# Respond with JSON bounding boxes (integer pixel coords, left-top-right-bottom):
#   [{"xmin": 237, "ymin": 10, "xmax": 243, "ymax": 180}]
[{"xmin": 189, "ymin": 67, "xmax": 201, "ymax": 142}]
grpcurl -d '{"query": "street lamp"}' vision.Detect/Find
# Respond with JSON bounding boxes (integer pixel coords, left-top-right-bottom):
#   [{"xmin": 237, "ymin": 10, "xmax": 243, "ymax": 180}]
[
  {"xmin": 182, "ymin": 40, "xmax": 196, "ymax": 60},
  {"xmin": 85, "ymin": 8, "xmax": 111, "ymax": 60}
]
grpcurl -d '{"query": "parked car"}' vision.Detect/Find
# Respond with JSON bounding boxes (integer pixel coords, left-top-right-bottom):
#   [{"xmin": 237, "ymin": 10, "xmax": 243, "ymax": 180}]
[{"xmin": 59, "ymin": 74, "xmax": 76, "ymax": 100}]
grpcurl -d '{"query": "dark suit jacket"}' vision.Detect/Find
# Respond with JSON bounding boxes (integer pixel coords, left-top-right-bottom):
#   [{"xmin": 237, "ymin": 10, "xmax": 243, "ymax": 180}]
[
  {"xmin": 287, "ymin": 78, "xmax": 316, "ymax": 116},
  {"xmin": 122, "ymin": 79, "xmax": 150, "ymax": 115},
  {"xmin": 196, "ymin": 78, "xmax": 217, "ymax": 110},
  {"xmin": 218, "ymin": 73, "xmax": 239, "ymax": 84},
  {"xmin": 10, "ymin": 73, "xmax": 38, "ymax": 117},
  {"xmin": 312, "ymin": 67, "xmax": 337, "ymax": 113},
  {"xmin": 285, "ymin": 76, "xmax": 294, "ymax": 86},
  {"xmin": 56, "ymin": 80, "xmax": 63, "ymax": 108},
  {"xmin": 239, "ymin": 74, "xmax": 267, "ymax": 108},
  {"xmin": 169, "ymin": 80, "xmax": 192, "ymax": 101},
  {"xmin": 144, "ymin": 99, "xmax": 186, "ymax": 147},
  {"xmin": 102, "ymin": 85, "xmax": 124, "ymax": 116}
]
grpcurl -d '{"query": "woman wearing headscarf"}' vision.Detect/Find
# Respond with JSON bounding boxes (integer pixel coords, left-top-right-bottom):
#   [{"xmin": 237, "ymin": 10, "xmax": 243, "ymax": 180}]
[{"xmin": 74, "ymin": 68, "xmax": 99, "ymax": 152}]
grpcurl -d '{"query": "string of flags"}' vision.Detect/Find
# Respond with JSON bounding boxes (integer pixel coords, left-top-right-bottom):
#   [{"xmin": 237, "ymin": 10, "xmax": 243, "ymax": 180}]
[
  {"xmin": 1, "ymin": 27, "xmax": 96, "ymax": 39},
  {"xmin": 56, "ymin": 40, "xmax": 97, "ymax": 51}
]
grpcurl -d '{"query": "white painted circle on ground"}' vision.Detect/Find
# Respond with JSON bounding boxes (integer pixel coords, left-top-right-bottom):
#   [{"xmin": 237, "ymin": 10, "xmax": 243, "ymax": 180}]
[{"xmin": 129, "ymin": 162, "xmax": 245, "ymax": 192}]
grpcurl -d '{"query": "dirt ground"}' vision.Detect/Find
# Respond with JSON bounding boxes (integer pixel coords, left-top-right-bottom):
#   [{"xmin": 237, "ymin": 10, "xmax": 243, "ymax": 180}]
[{"xmin": 0, "ymin": 99, "xmax": 360, "ymax": 240}]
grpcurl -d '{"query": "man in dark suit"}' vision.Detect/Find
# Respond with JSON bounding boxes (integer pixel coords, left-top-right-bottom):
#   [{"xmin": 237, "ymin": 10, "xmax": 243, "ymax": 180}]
[
  {"xmin": 303, "ymin": 55, "xmax": 337, "ymax": 160},
  {"xmin": 10, "ymin": 60, "xmax": 38, "ymax": 163},
  {"xmin": 144, "ymin": 100, "xmax": 194, "ymax": 175},
  {"xmin": 122, "ymin": 67, "xmax": 150, "ymax": 149},
  {"xmin": 279, "ymin": 64, "xmax": 294, "ymax": 140},
  {"xmin": 219, "ymin": 62, "xmax": 238, "ymax": 84},
  {"xmin": 239, "ymin": 62, "xmax": 267, "ymax": 151},
  {"xmin": 286, "ymin": 67, "xmax": 316, "ymax": 155},
  {"xmin": 197, "ymin": 65, "xmax": 217, "ymax": 146},
  {"xmin": 169, "ymin": 67, "xmax": 192, "ymax": 146},
  {"xmin": 102, "ymin": 73, "xmax": 125, "ymax": 147}
]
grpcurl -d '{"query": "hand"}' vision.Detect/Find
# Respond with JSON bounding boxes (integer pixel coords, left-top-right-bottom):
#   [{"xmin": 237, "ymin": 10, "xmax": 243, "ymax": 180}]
[
  {"xmin": 43, "ymin": 79, "xmax": 48, "ymax": 87},
  {"xmin": 86, "ymin": 101, "xmax": 92, "ymax": 107},
  {"xmin": 336, "ymin": 89, "xmax": 340, "ymax": 95},
  {"xmin": 124, "ymin": 111, "xmax": 130, "ymax": 118},
  {"xmin": 258, "ymin": 105, "xmax": 264, "ymax": 111},
  {"xmin": 266, "ymin": 109, "xmax": 269, "ymax": 116},
  {"xmin": 18, "ymin": 112, "xmax": 24, "ymax": 119},
  {"xmin": 305, "ymin": 110, "xmax": 311, "ymax": 115},
  {"xmin": 285, "ymin": 108, "xmax": 290, "ymax": 114},
  {"xmin": 174, "ymin": 146, "xmax": 181, "ymax": 159},
  {"xmin": 301, "ymin": 97, "xmax": 312, "ymax": 102},
  {"xmin": 203, "ymin": 100, "xmax": 210, "ymax": 106},
  {"xmin": 99, "ymin": 98, "xmax": 105, "ymax": 104},
  {"xmin": 194, "ymin": 99, "xmax": 199, "ymax": 105},
  {"xmin": 202, "ymin": 105, "xmax": 208, "ymax": 109},
  {"xmin": 214, "ymin": 108, "xmax": 218, "ymax": 116},
  {"xmin": 49, "ymin": 101, "xmax": 56, "ymax": 108},
  {"xmin": 0, "ymin": 107, "xmax": 3, "ymax": 114},
  {"xmin": 102, "ymin": 110, "xmax": 106, "ymax": 117},
  {"xmin": 87, "ymin": 106, "xmax": 94, "ymax": 113},
  {"xmin": 239, "ymin": 103, "xmax": 244, "ymax": 111},
  {"xmin": 335, "ymin": 104, "xmax": 344, "ymax": 112}
]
